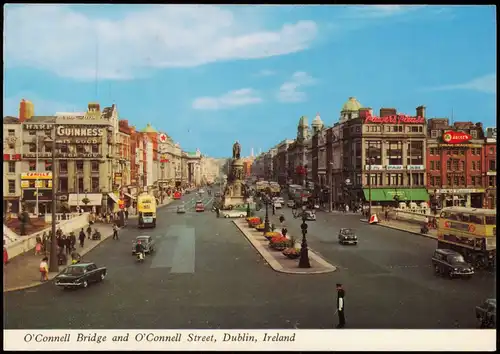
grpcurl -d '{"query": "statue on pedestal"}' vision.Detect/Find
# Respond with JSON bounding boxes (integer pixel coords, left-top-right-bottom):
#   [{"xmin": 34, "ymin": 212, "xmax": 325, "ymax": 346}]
[{"xmin": 232, "ymin": 141, "xmax": 241, "ymax": 160}]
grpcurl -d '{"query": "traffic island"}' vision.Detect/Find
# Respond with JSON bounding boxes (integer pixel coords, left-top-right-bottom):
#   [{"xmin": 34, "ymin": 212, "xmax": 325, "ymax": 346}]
[
  {"xmin": 233, "ymin": 219, "xmax": 336, "ymax": 274},
  {"xmin": 3, "ymin": 224, "xmax": 114, "ymax": 292}
]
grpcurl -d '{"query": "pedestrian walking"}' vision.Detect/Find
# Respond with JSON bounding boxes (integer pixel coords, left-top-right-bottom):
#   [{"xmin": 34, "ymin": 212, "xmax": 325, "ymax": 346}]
[
  {"xmin": 39, "ymin": 257, "xmax": 49, "ymax": 282},
  {"xmin": 125, "ymin": 209, "xmax": 129, "ymax": 220},
  {"xmin": 272, "ymin": 204, "xmax": 276, "ymax": 215},
  {"xmin": 112, "ymin": 224, "xmax": 119, "ymax": 240},
  {"xmin": 79, "ymin": 229, "xmax": 86, "ymax": 248},
  {"xmin": 35, "ymin": 240, "xmax": 42, "ymax": 255},
  {"xmin": 335, "ymin": 283, "xmax": 346, "ymax": 328},
  {"xmin": 69, "ymin": 232, "xmax": 76, "ymax": 251},
  {"xmin": 385, "ymin": 209, "xmax": 389, "ymax": 221},
  {"xmin": 86, "ymin": 225, "xmax": 92, "ymax": 239},
  {"xmin": 64, "ymin": 234, "xmax": 72, "ymax": 255}
]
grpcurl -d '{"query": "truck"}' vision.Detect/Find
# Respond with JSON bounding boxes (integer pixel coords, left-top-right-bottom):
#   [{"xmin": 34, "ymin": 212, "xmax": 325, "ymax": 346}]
[{"xmin": 137, "ymin": 194, "xmax": 157, "ymax": 228}]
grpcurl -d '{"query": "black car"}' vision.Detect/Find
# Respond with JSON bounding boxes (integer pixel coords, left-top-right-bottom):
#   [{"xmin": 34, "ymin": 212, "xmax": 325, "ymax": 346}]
[
  {"xmin": 132, "ymin": 235, "xmax": 156, "ymax": 254},
  {"xmin": 475, "ymin": 298, "xmax": 496, "ymax": 328},
  {"xmin": 338, "ymin": 228, "xmax": 358, "ymax": 245},
  {"xmin": 54, "ymin": 262, "xmax": 107, "ymax": 289},
  {"xmin": 432, "ymin": 249, "xmax": 474, "ymax": 278}
]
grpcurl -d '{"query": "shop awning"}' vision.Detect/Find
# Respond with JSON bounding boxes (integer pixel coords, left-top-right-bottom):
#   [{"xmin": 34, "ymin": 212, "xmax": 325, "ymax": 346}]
[
  {"xmin": 107, "ymin": 192, "xmax": 120, "ymax": 204},
  {"xmin": 68, "ymin": 193, "xmax": 103, "ymax": 206},
  {"xmin": 363, "ymin": 188, "xmax": 429, "ymax": 202},
  {"xmin": 123, "ymin": 192, "xmax": 136, "ymax": 200}
]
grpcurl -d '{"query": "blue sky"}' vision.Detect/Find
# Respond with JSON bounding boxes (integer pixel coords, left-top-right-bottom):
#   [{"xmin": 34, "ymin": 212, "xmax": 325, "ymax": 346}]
[{"xmin": 3, "ymin": 5, "xmax": 496, "ymax": 158}]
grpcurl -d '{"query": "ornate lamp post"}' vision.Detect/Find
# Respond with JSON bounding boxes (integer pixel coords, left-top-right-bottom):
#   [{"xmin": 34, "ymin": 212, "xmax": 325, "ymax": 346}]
[
  {"xmin": 366, "ymin": 156, "xmax": 375, "ymax": 218},
  {"xmin": 292, "ymin": 204, "xmax": 311, "ymax": 268},
  {"xmin": 263, "ymin": 187, "xmax": 272, "ymax": 233}
]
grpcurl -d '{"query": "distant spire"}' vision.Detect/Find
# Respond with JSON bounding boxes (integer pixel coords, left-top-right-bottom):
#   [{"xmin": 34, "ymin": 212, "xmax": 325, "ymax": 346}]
[{"xmin": 251, "ymin": 147, "xmax": 254, "ymax": 157}]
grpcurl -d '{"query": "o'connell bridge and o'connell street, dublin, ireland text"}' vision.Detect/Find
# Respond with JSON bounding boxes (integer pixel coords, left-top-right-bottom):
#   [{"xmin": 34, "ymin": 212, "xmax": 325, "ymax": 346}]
[{"xmin": 3, "ymin": 4, "xmax": 496, "ymax": 352}]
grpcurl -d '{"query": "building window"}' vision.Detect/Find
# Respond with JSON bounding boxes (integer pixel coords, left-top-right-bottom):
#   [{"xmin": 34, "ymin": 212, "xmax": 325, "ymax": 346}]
[
  {"xmin": 91, "ymin": 177, "xmax": 100, "ymax": 192},
  {"xmin": 60, "ymin": 161, "xmax": 68, "ymax": 173},
  {"xmin": 45, "ymin": 161, "xmax": 52, "ymax": 171},
  {"xmin": 59, "ymin": 177, "xmax": 68, "ymax": 193},
  {"xmin": 489, "ymin": 160, "xmax": 496, "ymax": 171},
  {"xmin": 92, "ymin": 144, "xmax": 99, "ymax": 153},
  {"xmin": 29, "ymin": 161, "xmax": 36, "ymax": 171},
  {"xmin": 471, "ymin": 130, "xmax": 477, "ymax": 139},
  {"xmin": 29, "ymin": 143, "xmax": 36, "ymax": 152},
  {"xmin": 78, "ymin": 177, "xmax": 84, "ymax": 193},
  {"xmin": 355, "ymin": 126, "xmax": 361, "ymax": 133},
  {"xmin": 8, "ymin": 162, "xmax": 15, "ymax": 173},
  {"xmin": 460, "ymin": 176, "xmax": 465, "ymax": 186},
  {"xmin": 28, "ymin": 180, "xmax": 35, "ymax": 188},
  {"xmin": 45, "ymin": 143, "xmax": 52, "ymax": 153},
  {"xmin": 45, "ymin": 129, "xmax": 52, "ymax": 137},
  {"xmin": 76, "ymin": 145, "xmax": 85, "ymax": 154},
  {"xmin": 408, "ymin": 126, "xmax": 423, "ymax": 133},
  {"xmin": 460, "ymin": 161, "xmax": 465, "ymax": 170},
  {"xmin": 452, "ymin": 159, "xmax": 459, "ymax": 171},
  {"xmin": 489, "ymin": 147, "xmax": 494, "ymax": 155},
  {"xmin": 436, "ymin": 161, "xmax": 441, "ymax": 170},
  {"xmin": 452, "ymin": 150, "xmax": 458, "ymax": 156},
  {"xmin": 471, "ymin": 161, "xmax": 476, "ymax": 170},
  {"xmin": 60, "ymin": 144, "xmax": 68, "ymax": 153},
  {"xmin": 28, "ymin": 131, "xmax": 36, "ymax": 136},
  {"xmin": 388, "ymin": 125, "xmax": 403, "ymax": 133},
  {"xmin": 431, "ymin": 130, "xmax": 438, "ymax": 138},
  {"xmin": 459, "ymin": 150, "xmax": 465, "ymax": 155},
  {"xmin": 447, "ymin": 176, "xmax": 451, "ymax": 186},
  {"xmin": 365, "ymin": 140, "xmax": 382, "ymax": 165},
  {"xmin": 430, "ymin": 161, "xmax": 435, "ymax": 170},
  {"xmin": 91, "ymin": 161, "xmax": 99, "ymax": 172},
  {"xmin": 453, "ymin": 176, "xmax": 459, "ymax": 185},
  {"xmin": 406, "ymin": 141, "xmax": 424, "ymax": 165},
  {"xmin": 355, "ymin": 174, "xmax": 362, "ymax": 186},
  {"xmin": 8, "ymin": 129, "xmax": 15, "ymax": 136},
  {"xmin": 446, "ymin": 159, "xmax": 451, "ymax": 171},
  {"xmin": 489, "ymin": 176, "xmax": 496, "ymax": 187},
  {"xmin": 76, "ymin": 160, "xmax": 84, "ymax": 172},
  {"xmin": 387, "ymin": 141, "xmax": 403, "ymax": 165},
  {"xmin": 435, "ymin": 176, "xmax": 441, "ymax": 186},
  {"xmin": 8, "ymin": 180, "xmax": 15, "ymax": 194}
]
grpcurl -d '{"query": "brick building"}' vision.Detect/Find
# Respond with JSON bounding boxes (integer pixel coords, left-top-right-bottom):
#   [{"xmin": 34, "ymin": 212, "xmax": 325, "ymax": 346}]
[
  {"xmin": 483, "ymin": 127, "xmax": 496, "ymax": 209},
  {"xmin": 426, "ymin": 119, "xmax": 487, "ymax": 209}
]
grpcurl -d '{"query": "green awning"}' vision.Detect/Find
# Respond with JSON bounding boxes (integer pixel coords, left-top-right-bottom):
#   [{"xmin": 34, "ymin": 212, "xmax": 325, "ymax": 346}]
[{"xmin": 362, "ymin": 188, "xmax": 429, "ymax": 202}]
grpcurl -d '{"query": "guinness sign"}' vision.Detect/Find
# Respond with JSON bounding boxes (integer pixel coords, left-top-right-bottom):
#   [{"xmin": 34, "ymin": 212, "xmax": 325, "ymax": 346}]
[{"xmin": 56, "ymin": 126, "xmax": 104, "ymax": 137}]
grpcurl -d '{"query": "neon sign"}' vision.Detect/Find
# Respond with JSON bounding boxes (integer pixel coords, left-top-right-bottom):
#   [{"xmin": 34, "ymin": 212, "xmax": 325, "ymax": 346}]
[{"xmin": 362, "ymin": 112, "xmax": 425, "ymax": 124}]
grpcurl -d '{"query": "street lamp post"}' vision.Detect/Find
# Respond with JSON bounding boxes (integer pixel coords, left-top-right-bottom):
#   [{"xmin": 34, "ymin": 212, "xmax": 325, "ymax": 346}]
[
  {"xmin": 293, "ymin": 205, "xmax": 311, "ymax": 268},
  {"xmin": 49, "ymin": 128, "xmax": 58, "ymax": 273},
  {"xmin": 366, "ymin": 157, "xmax": 375, "ymax": 218},
  {"xmin": 263, "ymin": 189, "xmax": 271, "ymax": 233}
]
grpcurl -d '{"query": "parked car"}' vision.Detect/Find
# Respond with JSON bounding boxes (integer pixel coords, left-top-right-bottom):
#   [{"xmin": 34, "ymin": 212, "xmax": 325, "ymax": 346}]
[
  {"xmin": 54, "ymin": 262, "xmax": 107, "ymax": 289},
  {"xmin": 273, "ymin": 202, "xmax": 282, "ymax": 209},
  {"xmin": 338, "ymin": 228, "xmax": 357, "ymax": 245},
  {"xmin": 431, "ymin": 248, "xmax": 474, "ymax": 279},
  {"xmin": 177, "ymin": 205, "xmax": 186, "ymax": 214},
  {"xmin": 475, "ymin": 298, "xmax": 496, "ymax": 328},
  {"xmin": 287, "ymin": 200, "xmax": 295, "ymax": 208},
  {"xmin": 304, "ymin": 210, "xmax": 316, "ymax": 221},
  {"xmin": 276, "ymin": 197, "xmax": 285, "ymax": 204},
  {"xmin": 199, "ymin": 189, "xmax": 205, "ymax": 194},
  {"xmin": 131, "ymin": 235, "xmax": 156, "ymax": 255},
  {"xmin": 195, "ymin": 201, "xmax": 205, "ymax": 212},
  {"xmin": 221, "ymin": 210, "xmax": 246, "ymax": 218}
]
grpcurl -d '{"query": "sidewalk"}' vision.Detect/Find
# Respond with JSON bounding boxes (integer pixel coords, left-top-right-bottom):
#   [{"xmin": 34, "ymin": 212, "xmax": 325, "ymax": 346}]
[
  {"xmin": 233, "ymin": 219, "xmax": 336, "ymax": 275},
  {"xmin": 3, "ymin": 224, "xmax": 114, "ymax": 292},
  {"xmin": 364, "ymin": 218, "xmax": 438, "ymax": 240}
]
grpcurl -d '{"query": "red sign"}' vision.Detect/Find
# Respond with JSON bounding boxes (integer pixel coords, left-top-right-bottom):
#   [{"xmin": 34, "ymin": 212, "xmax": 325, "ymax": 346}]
[
  {"xmin": 362, "ymin": 111, "xmax": 425, "ymax": 124},
  {"xmin": 160, "ymin": 159, "xmax": 169, "ymax": 163},
  {"xmin": 295, "ymin": 166, "xmax": 306, "ymax": 175},
  {"xmin": 442, "ymin": 131, "xmax": 472, "ymax": 144},
  {"xmin": 3, "ymin": 154, "xmax": 21, "ymax": 161},
  {"xmin": 158, "ymin": 133, "xmax": 167, "ymax": 143}
]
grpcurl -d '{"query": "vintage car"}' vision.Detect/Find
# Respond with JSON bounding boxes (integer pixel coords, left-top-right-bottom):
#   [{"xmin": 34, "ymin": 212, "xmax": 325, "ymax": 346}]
[
  {"xmin": 338, "ymin": 228, "xmax": 357, "ymax": 245},
  {"xmin": 173, "ymin": 191, "xmax": 182, "ymax": 200},
  {"xmin": 432, "ymin": 248, "xmax": 474, "ymax": 279},
  {"xmin": 54, "ymin": 262, "xmax": 106, "ymax": 289},
  {"xmin": 475, "ymin": 298, "xmax": 496, "ymax": 328},
  {"xmin": 273, "ymin": 202, "xmax": 282, "ymax": 209},
  {"xmin": 221, "ymin": 210, "xmax": 247, "ymax": 218},
  {"xmin": 195, "ymin": 201, "xmax": 205, "ymax": 212},
  {"xmin": 304, "ymin": 210, "xmax": 316, "ymax": 221},
  {"xmin": 177, "ymin": 205, "xmax": 186, "ymax": 214},
  {"xmin": 287, "ymin": 200, "xmax": 296, "ymax": 208},
  {"xmin": 132, "ymin": 235, "xmax": 156, "ymax": 254}
]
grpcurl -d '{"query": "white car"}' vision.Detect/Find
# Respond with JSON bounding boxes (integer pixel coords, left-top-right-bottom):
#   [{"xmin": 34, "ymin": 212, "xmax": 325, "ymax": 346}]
[
  {"xmin": 274, "ymin": 202, "xmax": 282, "ymax": 209},
  {"xmin": 221, "ymin": 210, "xmax": 247, "ymax": 218},
  {"xmin": 305, "ymin": 210, "xmax": 316, "ymax": 221},
  {"xmin": 276, "ymin": 197, "xmax": 285, "ymax": 204},
  {"xmin": 287, "ymin": 200, "xmax": 295, "ymax": 208}
]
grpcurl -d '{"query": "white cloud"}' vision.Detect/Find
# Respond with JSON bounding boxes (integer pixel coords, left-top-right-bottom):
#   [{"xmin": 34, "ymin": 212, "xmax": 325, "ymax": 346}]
[
  {"xmin": 4, "ymin": 5, "xmax": 318, "ymax": 81},
  {"xmin": 277, "ymin": 71, "xmax": 317, "ymax": 103},
  {"xmin": 345, "ymin": 5, "xmax": 424, "ymax": 19},
  {"xmin": 255, "ymin": 69, "xmax": 276, "ymax": 77},
  {"xmin": 427, "ymin": 74, "xmax": 496, "ymax": 94},
  {"xmin": 3, "ymin": 92, "xmax": 79, "ymax": 117},
  {"xmin": 192, "ymin": 88, "xmax": 263, "ymax": 110}
]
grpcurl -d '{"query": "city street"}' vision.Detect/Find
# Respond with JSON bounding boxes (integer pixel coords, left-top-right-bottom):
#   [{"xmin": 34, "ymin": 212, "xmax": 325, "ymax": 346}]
[{"xmin": 4, "ymin": 191, "xmax": 495, "ymax": 330}]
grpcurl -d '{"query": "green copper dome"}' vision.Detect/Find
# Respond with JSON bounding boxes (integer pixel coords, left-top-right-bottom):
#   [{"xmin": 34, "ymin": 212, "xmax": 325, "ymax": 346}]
[
  {"xmin": 342, "ymin": 97, "xmax": 363, "ymax": 112},
  {"xmin": 141, "ymin": 123, "xmax": 158, "ymax": 133}
]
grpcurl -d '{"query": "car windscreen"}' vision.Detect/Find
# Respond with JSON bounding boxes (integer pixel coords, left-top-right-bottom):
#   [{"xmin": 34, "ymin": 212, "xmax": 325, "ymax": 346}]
[
  {"xmin": 342, "ymin": 230, "xmax": 354, "ymax": 235},
  {"xmin": 136, "ymin": 237, "xmax": 149, "ymax": 243},
  {"xmin": 62, "ymin": 266, "xmax": 85, "ymax": 275},
  {"xmin": 449, "ymin": 255, "xmax": 465, "ymax": 263}
]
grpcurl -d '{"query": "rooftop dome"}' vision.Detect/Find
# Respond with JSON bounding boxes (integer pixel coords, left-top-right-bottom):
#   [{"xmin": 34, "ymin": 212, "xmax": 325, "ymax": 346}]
[
  {"xmin": 141, "ymin": 123, "xmax": 158, "ymax": 133},
  {"xmin": 342, "ymin": 97, "xmax": 363, "ymax": 112},
  {"xmin": 312, "ymin": 113, "xmax": 323, "ymax": 127}
]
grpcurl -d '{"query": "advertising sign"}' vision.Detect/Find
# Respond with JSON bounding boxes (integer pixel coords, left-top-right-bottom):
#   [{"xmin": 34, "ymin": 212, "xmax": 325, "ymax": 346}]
[
  {"xmin": 23, "ymin": 123, "xmax": 52, "ymax": 130},
  {"xmin": 407, "ymin": 165, "xmax": 425, "ymax": 170},
  {"xmin": 158, "ymin": 133, "xmax": 168, "ymax": 143},
  {"xmin": 364, "ymin": 165, "xmax": 383, "ymax": 171},
  {"xmin": 56, "ymin": 126, "xmax": 104, "ymax": 137},
  {"xmin": 21, "ymin": 172, "xmax": 53, "ymax": 180},
  {"xmin": 22, "ymin": 188, "xmax": 53, "ymax": 201},
  {"xmin": 442, "ymin": 131, "xmax": 472, "ymax": 144},
  {"xmin": 114, "ymin": 173, "xmax": 123, "ymax": 185},
  {"xmin": 386, "ymin": 165, "xmax": 403, "ymax": 170},
  {"xmin": 361, "ymin": 111, "xmax": 425, "ymax": 124},
  {"xmin": 486, "ymin": 127, "xmax": 497, "ymax": 139}
]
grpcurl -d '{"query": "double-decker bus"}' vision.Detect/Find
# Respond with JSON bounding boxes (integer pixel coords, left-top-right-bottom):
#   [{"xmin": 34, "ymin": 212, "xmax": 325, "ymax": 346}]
[{"xmin": 437, "ymin": 207, "xmax": 496, "ymax": 269}]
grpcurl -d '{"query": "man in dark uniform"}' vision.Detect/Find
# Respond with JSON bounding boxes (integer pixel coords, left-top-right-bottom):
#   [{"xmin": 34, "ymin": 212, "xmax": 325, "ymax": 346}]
[{"xmin": 336, "ymin": 283, "xmax": 346, "ymax": 328}]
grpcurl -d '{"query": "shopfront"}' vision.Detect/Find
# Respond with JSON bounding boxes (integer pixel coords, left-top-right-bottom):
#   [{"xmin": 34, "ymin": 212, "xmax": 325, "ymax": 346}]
[
  {"xmin": 20, "ymin": 172, "xmax": 53, "ymax": 214},
  {"xmin": 362, "ymin": 188, "xmax": 429, "ymax": 206},
  {"xmin": 68, "ymin": 193, "xmax": 103, "ymax": 212},
  {"xmin": 433, "ymin": 188, "xmax": 485, "ymax": 208}
]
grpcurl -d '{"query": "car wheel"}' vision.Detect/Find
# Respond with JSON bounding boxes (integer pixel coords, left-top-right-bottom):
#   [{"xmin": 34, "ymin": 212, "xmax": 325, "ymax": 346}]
[
  {"xmin": 448, "ymin": 271, "xmax": 454, "ymax": 279},
  {"xmin": 100, "ymin": 273, "xmax": 106, "ymax": 281},
  {"xmin": 82, "ymin": 280, "xmax": 88, "ymax": 288},
  {"xmin": 224, "ymin": 215, "xmax": 229, "ymax": 218},
  {"xmin": 434, "ymin": 265, "xmax": 440, "ymax": 275},
  {"xmin": 240, "ymin": 214, "xmax": 245, "ymax": 218}
]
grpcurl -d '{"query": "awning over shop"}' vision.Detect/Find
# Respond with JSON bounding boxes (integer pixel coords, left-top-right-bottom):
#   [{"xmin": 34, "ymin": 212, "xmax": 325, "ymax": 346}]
[
  {"xmin": 362, "ymin": 188, "xmax": 429, "ymax": 202},
  {"xmin": 68, "ymin": 193, "xmax": 103, "ymax": 206},
  {"xmin": 107, "ymin": 193, "xmax": 119, "ymax": 204},
  {"xmin": 123, "ymin": 192, "xmax": 136, "ymax": 200}
]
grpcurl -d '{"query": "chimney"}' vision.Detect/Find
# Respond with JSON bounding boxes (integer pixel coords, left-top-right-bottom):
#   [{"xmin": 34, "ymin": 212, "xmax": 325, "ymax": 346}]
[
  {"xmin": 416, "ymin": 105, "xmax": 426, "ymax": 118},
  {"xmin": 359, "ymin": 108, "xmax": 373, "ymax": 118},
  {"xmin": 379, "ymin": 108, "xmax": 397, "ymax": 117}
]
